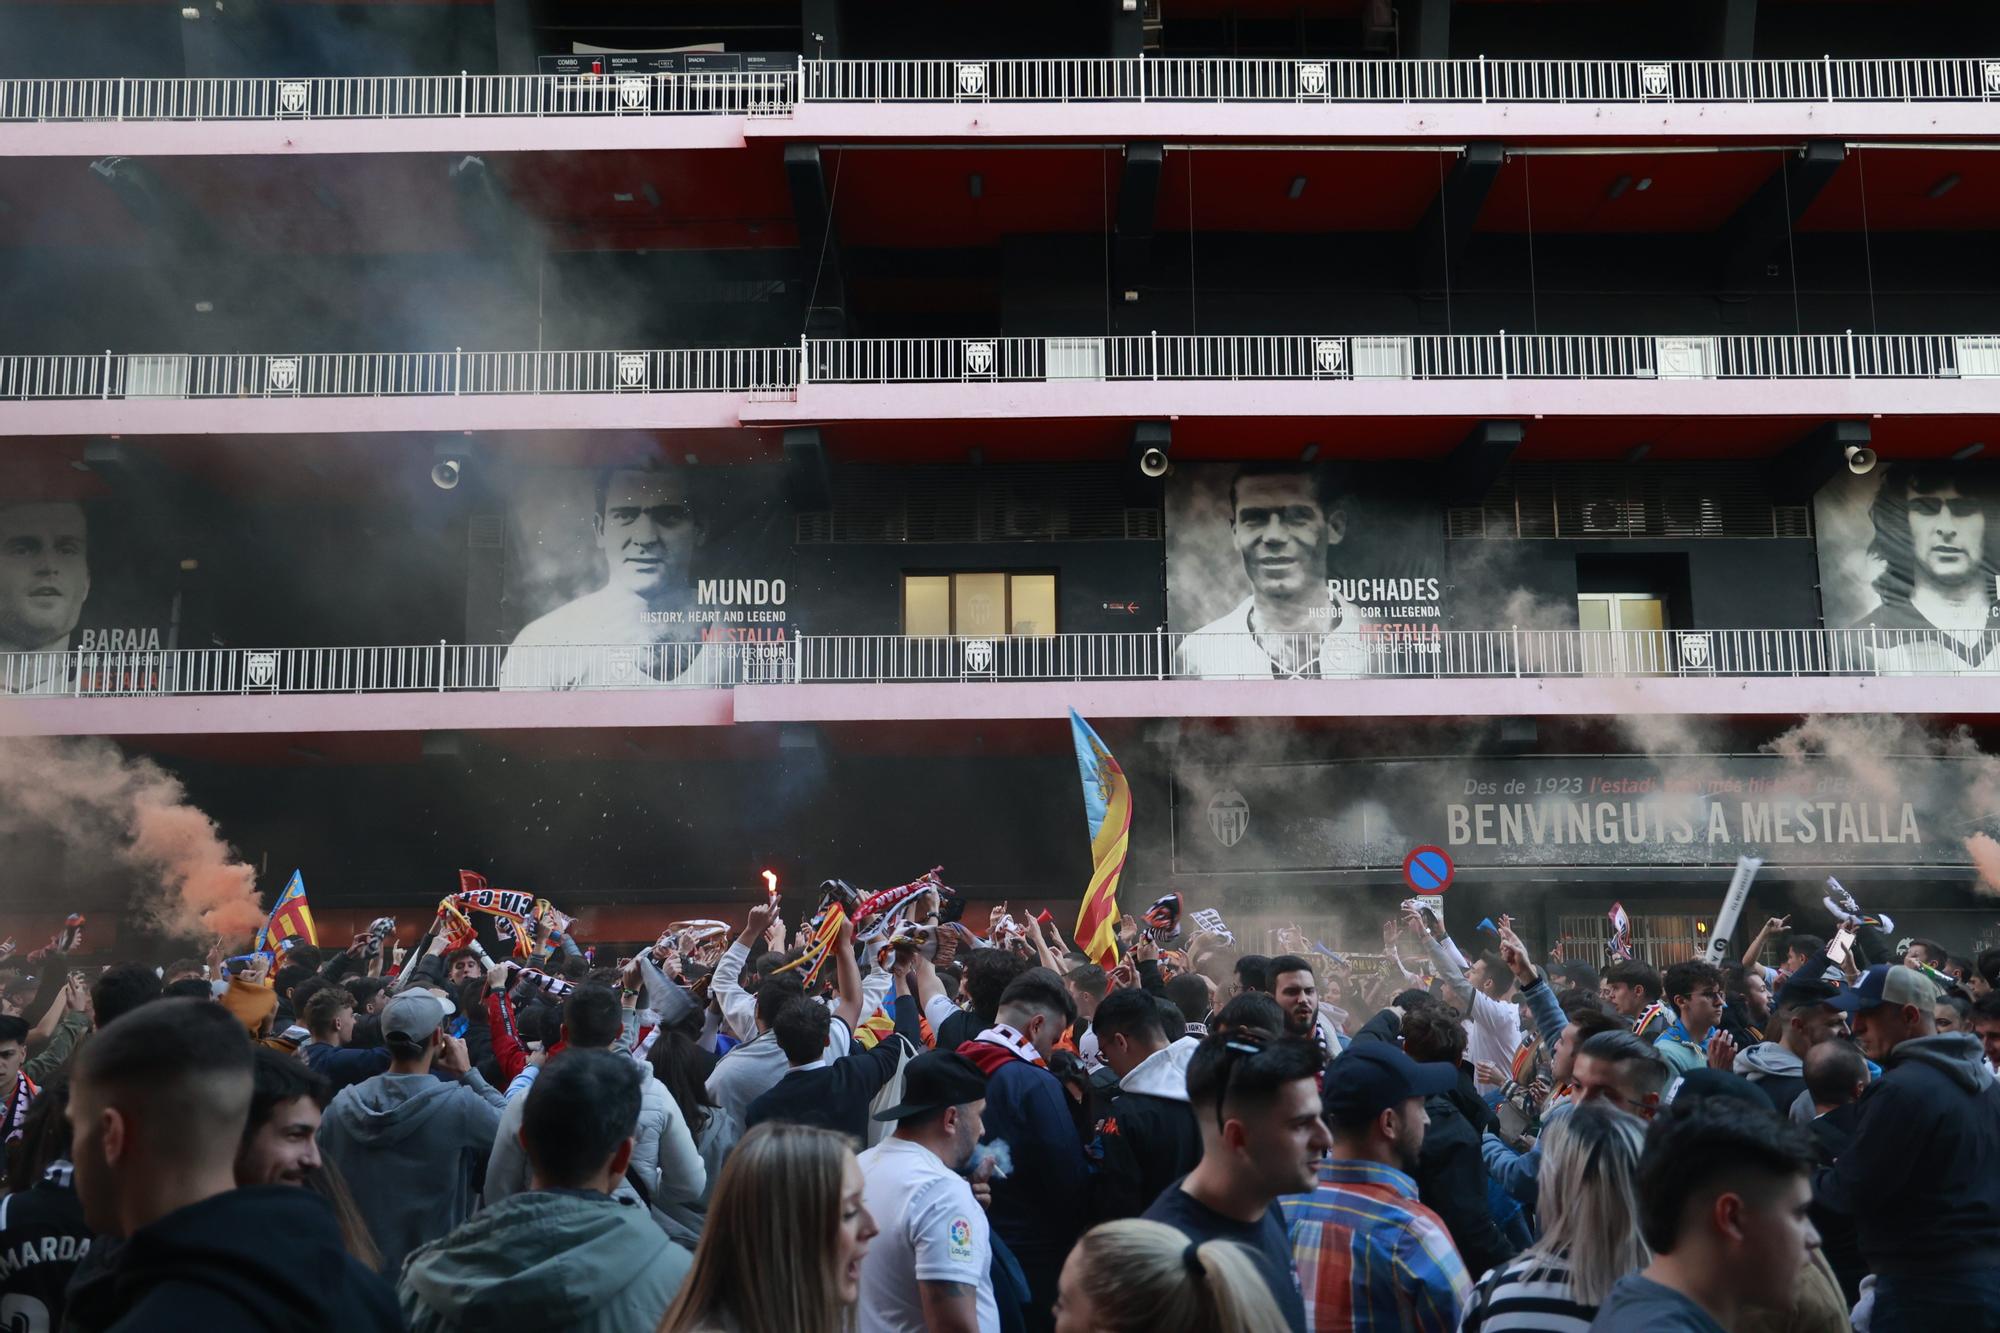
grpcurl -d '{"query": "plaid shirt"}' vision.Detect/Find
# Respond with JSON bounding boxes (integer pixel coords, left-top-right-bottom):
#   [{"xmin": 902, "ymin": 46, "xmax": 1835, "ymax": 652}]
[{"xmin": 1281, "ymin": 1159, "xmax": 1471, "ymax": 1333}]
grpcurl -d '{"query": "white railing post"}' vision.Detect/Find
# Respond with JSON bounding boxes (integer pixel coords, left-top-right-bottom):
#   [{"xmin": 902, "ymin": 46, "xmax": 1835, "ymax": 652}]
[
  {"xmin": 460, "ymin": 70, "xmax": 469, "ymax": 117},
  {"xmin": 101, "ymin": 349, "xmax": 112, "ymax": 398}
]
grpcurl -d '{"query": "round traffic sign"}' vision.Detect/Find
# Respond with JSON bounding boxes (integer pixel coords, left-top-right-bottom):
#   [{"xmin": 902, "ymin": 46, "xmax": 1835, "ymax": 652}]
[{"xmin": 1403, "ymin": 845, "xmax": 1454, "ymax": 894}]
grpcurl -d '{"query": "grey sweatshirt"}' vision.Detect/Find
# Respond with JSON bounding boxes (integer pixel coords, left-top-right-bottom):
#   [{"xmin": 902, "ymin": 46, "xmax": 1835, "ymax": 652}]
[{"xmin": 317, "ymin": 1069, "xmax": 507, "ymax": 1275}]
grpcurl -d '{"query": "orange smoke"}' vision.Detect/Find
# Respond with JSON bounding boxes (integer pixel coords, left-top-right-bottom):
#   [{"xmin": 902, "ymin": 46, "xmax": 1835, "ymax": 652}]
[
  {"xmin": 1966, "ymin": 832, "xmax": 2000, "ymax": 898},
  {"xmin": 0, "ymin": 737, "xmax": 265, "ymax": 944}
]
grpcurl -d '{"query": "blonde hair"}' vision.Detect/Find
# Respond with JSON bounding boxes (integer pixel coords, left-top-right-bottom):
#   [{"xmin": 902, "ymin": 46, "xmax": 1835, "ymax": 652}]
[
  {"xmin": 1070, "ymin": 1219, "xmax": 1291, "ymax": 1333},
  {"xmin": 1523, "ymin": 1103, "xmax": 1650, "ymax": 1304},
  {"xmin": 658, "ymin": 1122, "xmax": 858, "ymax": 1333}
]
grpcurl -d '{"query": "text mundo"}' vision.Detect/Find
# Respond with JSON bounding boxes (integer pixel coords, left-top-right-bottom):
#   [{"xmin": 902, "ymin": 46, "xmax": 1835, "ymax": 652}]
[
  {"xmin": 1446, "ymin": 798, "xmax": 1923, "ymax": 848},
  {"xmin": 697, "ymin": 579, "xmax": 786, "ymax": 606}
]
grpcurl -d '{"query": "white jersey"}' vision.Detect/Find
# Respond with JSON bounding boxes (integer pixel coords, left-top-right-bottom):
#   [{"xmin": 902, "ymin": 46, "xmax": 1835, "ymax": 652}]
[
  {"xmin": 856, "ymin": 1136, "xmax": 998, "ymax": 1333},
  {"xmin": 1172, "ymin": 594, "xmax": 1368, "ymax": 680}
]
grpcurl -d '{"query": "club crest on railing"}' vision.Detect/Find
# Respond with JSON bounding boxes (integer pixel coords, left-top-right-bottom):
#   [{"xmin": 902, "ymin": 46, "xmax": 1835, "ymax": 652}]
[
  {"xmin": 1641, "ymin": 64, "xmax": 1672, "ymax": 97},
  {"xmin": 963, "ymin": 341, "xmax": 995, "ymax": 376},
  {"xmin": 618, "ymin": 78, "xmax": 650, "ymax": 109},
  {"xmin": 267, "ymin": 357, "xmax": 298, "ymax": 393},
  {"xmin": 246, "ymin": 652, "xmax": 276, "ymax": 687},
  {"xmin": 279, "ymin": 81, "xmax": 309, "ymax": 114},
  {"xmin": 1313, "ymin": 339, "xmax": 1346, "ymax": 375},
  {"xmin": 1297, "ymin": 62, "xmax": 1329, "ymax": 96},
  {"xmin": 616, "ymin": 354, "xmax": 648, "ymax": 388},
  {"xmin": 955, "ymin": 63, "xmax": 987, "ymax": 97}
]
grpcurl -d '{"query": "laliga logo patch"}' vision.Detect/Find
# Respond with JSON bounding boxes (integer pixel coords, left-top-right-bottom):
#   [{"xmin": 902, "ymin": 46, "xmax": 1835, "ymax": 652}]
[{"xmin": 947, "ymin": 1217, "xmax": 974, "ymax": 1262}]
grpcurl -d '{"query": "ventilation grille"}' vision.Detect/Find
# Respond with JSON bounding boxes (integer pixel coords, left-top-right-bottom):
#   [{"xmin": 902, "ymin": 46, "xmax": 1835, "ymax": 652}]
[
  {"xmin": 466, "ymin": 514, "xmax": 506, "ymax": 550},
  {"xmin": 1451, "ymin": 465, "xmax": 1812, "ymax": 541},
  {"xmin": 797, "ymin": 465, "xmax": 1161, "ymax": 544}
]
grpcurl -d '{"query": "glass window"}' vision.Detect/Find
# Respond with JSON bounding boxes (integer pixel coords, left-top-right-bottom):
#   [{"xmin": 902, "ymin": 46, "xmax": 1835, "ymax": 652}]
[
  {"xmin": 1010, "ymin": 574, "xmax": 1056, "ymax": 636},
  {"xmin": 900, "ymin": 572, "xmax": 1059, "ymax": 636},
  {"xmin": 954, "ymin": 573, "xmax": 1008, "ymax": 638},
  {"xmin": 904, "ymin": 576, "xmax": 951, "ymax": 637}
]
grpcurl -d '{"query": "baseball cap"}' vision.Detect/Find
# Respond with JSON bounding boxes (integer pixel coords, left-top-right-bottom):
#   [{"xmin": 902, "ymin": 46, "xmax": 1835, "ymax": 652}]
[
  {"xmin": 1322, "ymin": 1041, "xmax": 1456, "ymax": 1121},
  {"xmin": 1825, "ymin": 963, "xmax": 1940, "ymax": 1014},
  {"xmin": 873, "ymin": 1051, "xmax": 989, "ymax": 1122},
  {"xmin": 1773, "ymin": 970, "xmax": 1842, "ymax": 1011},
  {"xmin": 382, "ymin": 992, "xmax": 449, "ymax": 1047}
]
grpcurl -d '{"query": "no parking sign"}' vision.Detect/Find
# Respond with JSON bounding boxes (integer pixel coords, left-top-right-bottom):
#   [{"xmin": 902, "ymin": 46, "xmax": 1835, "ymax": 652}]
[{"xmin": 1402, "ymin": 845, "xmax": 1454, "ymax": 894}]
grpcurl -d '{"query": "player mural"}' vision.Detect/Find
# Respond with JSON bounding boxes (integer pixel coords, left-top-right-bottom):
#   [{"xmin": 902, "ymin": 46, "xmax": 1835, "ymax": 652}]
[{"xmin": 1164, "ymin": 462, "xmax": 1448, "ymax": 679}]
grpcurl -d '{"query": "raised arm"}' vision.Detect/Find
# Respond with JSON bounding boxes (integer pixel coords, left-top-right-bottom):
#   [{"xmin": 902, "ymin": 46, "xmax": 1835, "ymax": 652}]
[
  {"xmin": 713, "ymin": 902, "xmax": 774, "ymax": 1042},
  {"xmin": 830, "ymin": 916, "xmax": 864, "ymax": 1036},
  {"xmin": 1498, "ymin": 924, "xmax": 1566, "ymax": 1047},
  {"xmin": 1742, "ymin": 916, "xmax": 1788, "ymax": 969}
]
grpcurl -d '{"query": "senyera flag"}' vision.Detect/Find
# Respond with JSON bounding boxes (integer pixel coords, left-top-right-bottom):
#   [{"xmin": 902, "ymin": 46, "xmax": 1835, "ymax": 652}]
[
  {"xmin": 1069, "ymin": 709, "xmax": 1128, "ymax": 969},
  {"xmin": 255, "ymin": 870, "xmax": 317, "ymax": 954}
]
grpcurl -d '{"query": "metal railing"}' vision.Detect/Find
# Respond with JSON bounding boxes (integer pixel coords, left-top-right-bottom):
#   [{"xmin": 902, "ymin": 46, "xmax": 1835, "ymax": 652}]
[
  {"xmin": 0, "ymin": 347, "xmax": 800, "ymax": 401},
  {"xmin": 801, "ymin": 332, "xmax": 1984, "ymax": 386},
  {"xmin": 2, "ymin": 334, "xmax": 1987, "ymax": 403},
  {"xmin": 4, "ymin": 55, "xmax": 1997, "ymax": 124},
  {"xmin": 3, "ymin": 628, "xmax": 1992, "ymax": 700},
  {"xmin": 0, "ymin": 71, "xmax": 798, "ymax": 122}
]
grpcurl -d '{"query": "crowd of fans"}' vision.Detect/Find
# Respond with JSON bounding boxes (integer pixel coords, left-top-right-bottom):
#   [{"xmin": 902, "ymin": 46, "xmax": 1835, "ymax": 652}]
[{"xmin": 0, "ymin": 892, "xmax": 1994, "ymax": 1332}]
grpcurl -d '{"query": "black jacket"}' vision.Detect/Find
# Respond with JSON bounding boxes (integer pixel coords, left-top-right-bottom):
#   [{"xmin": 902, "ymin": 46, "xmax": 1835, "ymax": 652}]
[
  {"xmin": 64, "ymin": 1185, "xmax": 398, "ymax": 1333},
  {"xmin": 1414, "ymin": 1091, "xmax": 1516, "ymax": 1280},
  {"xmin": 1813, "ymin": 1032, "xmax": 2000, "ymax": 1277},
  {"xmin": 1090, "ymin": 1043, "xmax": 1202, "ymax": 1223},
  {"xmin": 1806, "ymin": 1101, "xmax": 1867, "ymax": 1306},
  {"xmin": 746, "ymin": 993, "xmax": 920, "ymax": 1142},
  {"xmin": 934, "ymin": 1007, "xmax": 986, "ymax": 1055}
]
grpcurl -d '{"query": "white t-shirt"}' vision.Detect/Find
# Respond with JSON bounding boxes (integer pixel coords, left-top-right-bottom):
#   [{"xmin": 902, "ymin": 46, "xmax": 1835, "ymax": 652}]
[{"xmin": 856, "ymin": 1136, "xmax": 998, "ymax": 1333}]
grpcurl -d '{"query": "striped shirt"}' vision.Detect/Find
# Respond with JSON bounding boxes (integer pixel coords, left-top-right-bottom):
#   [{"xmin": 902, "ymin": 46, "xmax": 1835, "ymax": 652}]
[
  {"xmin": 1458, "ymin": 1252, "xmax": 1597, "ymax": 1333},
  {"xmin": 1282, "ymin": 1158, "xmax": 1471, "ymax": 1333}
]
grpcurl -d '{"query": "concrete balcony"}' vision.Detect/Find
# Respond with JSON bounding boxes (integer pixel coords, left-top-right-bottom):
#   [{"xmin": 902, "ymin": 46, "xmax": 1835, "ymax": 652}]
[
  {"xmin": 5, "ymin": 333, "xmax": 1997, "ymax": 439},
  {"xmin": 3, "ymin": 56, "xmax": 1998, "ymax": 157},
  {"xmin": 1, "ymin": 629, "xmax": 1991, "ymax": 737}
]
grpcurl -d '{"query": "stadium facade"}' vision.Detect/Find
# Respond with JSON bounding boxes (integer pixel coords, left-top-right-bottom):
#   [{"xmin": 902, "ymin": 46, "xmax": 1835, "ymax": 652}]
[{"xmin": 5, "ymin": 0, "xmax": 2000, "ymax": 963}]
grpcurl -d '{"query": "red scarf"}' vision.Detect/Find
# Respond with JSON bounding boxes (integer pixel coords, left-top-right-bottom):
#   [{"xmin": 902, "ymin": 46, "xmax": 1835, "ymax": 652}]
[{"xmin": 957, "ymin": 1023, "xmax": 1044, "ymax": 1076}]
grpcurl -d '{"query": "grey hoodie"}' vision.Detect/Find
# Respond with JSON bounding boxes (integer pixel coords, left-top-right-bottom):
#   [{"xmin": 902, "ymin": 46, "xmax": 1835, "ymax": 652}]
[
  {"xmin": 317, "ymin": 1069, "xmax": 507, "ymax": 1276},
  {"xmin": 399, "ymin": 1189, "xmax": 691, "ymax": 1333}
]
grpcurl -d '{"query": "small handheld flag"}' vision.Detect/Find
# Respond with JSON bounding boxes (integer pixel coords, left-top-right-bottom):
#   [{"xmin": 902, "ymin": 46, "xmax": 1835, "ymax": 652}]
[
  {"xmin": 1607, "ymin": 902, "xmax": 1633, "ymax": 962},
  {"xmin": 1069, "ymin": 710, "xmax": 1129, "ymax": 969},
  {"xmin": 255, "ymin": 872, "xmax": 316, "ymax": 954}
]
